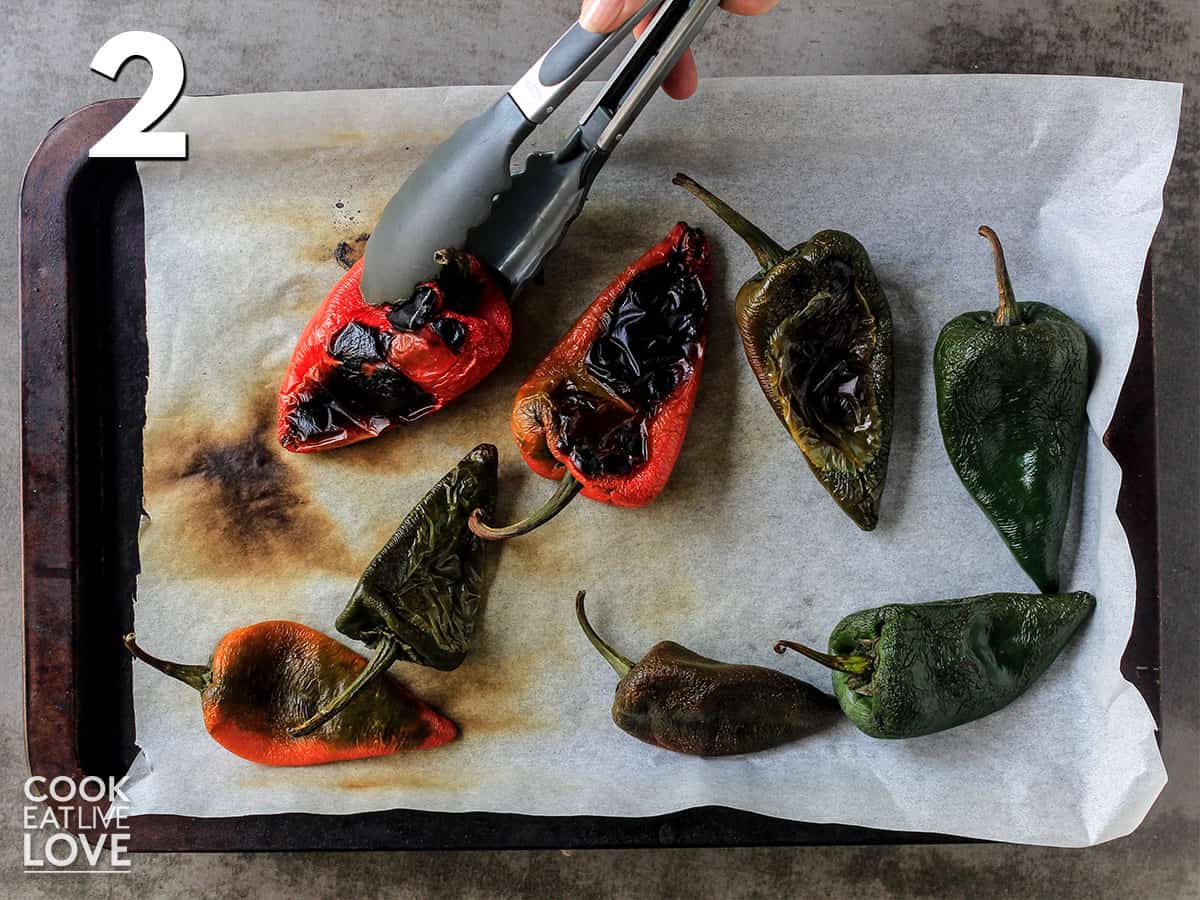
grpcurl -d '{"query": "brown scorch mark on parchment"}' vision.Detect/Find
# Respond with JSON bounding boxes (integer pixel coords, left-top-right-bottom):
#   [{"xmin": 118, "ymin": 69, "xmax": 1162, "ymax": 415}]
[
  {"xmin": 235, "ymin": 763, "xmax": 473, "ymax": 793},
  {"xmin": 240, "ymin": 192, "xmax": 384, "ymax": 268},
  {"xmin": 142, "ymin": 402, "xmax": 356, "ymax": 580},
  {"xmin": 178, "ymin": 430, "xmax": 301, "ymax": 544},
  {"xmin": 299, "ymin": 229, "xmax": 370, "ymax": 268},
  {"xmin": 400, "ymin": 626, "xmax": 561, "ymax": 740},
  {"xmin": 334, "ymin": 769, "xmax": 474, "ymax": 792}
]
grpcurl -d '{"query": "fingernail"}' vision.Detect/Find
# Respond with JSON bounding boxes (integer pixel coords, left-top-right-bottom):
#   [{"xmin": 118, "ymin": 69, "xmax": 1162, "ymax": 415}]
[{"xmin": 580, "ymin": 0, "xmax": 622, "ymax": 32}]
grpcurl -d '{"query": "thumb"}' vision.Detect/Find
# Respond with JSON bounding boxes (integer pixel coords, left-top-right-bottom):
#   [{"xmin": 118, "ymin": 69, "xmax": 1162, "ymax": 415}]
[{"xmin": 580, "ymin": 0, "xmax": 650, "ymax": 33}]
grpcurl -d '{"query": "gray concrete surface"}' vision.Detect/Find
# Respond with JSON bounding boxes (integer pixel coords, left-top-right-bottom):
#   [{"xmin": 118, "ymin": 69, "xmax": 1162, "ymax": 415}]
[{"xmin": 1, "ymin": 1, "xmax": 1196, "ymax": 896}]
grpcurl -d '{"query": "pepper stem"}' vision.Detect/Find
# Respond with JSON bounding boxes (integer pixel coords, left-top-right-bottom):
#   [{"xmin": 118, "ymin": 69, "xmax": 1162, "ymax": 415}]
[
  {"xmin": 468, "ymin": 472, "xmax": 582, "ymax": 541},
  {"xmin": 979, "ymin": 226, "xmax": 1020, "ymax": 326},
  {"xmin": 575, "ymin": 591, "xmax": 634, "ymax": 678},
  {"xmin": 673, "ymin": 172, "xmax": 787, "ymax": 269},
  {"xmin": 288, "ymin": 637, "xmax": 399, "ymax": 738},
  {"xmin": 433, "ymin": 247, "xmax": 465, "ymax": 273},
  {"xmin": 124, "ymin": 633, "xmax": 211, "ymax": 692},
  {"xmin": 773, "ymin": 639, "xmax": 873, "ymax": 676}
]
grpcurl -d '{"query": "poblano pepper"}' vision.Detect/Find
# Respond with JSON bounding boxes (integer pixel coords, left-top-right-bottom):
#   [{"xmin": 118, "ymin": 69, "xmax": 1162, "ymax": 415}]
[
  {"xmin": 125, "ymin": 622, "xmax": 457, "ymax": 766},
  {"xmin": 775, "ymin": 591, "xmax": 1095, "ymax": 739},
  {"xmin": 576, "ymin": 591, "xmax": 838, "ymax": 756},
  {"xmin": 934, "ymin": 227, "xmax": 1090, "ymax": 591},
  {"xmin": 291, "ymin": 443, "xmax": 497, "ymax": 736},
  {"xmin": 673, "ymin": 174, "xmax": 893, "ymax": 530}
]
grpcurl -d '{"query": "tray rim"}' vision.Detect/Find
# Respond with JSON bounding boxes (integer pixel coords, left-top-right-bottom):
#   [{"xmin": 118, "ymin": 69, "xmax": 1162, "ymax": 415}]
[{"xmin": 19, "ymin": 98, "xmax": 1162, "ymax": 852}]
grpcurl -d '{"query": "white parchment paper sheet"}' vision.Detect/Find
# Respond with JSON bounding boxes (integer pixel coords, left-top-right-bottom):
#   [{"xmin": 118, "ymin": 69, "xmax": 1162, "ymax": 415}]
[{"xmin": 128, "ymin": 76, "xmax": 1180, "ymax": 846}]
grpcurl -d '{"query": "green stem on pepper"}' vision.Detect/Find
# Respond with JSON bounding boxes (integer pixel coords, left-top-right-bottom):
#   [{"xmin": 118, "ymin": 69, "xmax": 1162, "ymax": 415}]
[
  {"xmin": 773, "ymin": 639, "xmax": 873, "ymax": 677},
  {"xmin": 574, "ymin": 590, "xmax": 634, "ymax": 678},
  {"xmin": 124, "ymin": 633, "xmax": 211, "ymax": 692},
  {"xmin": 468, "ymin": 471, "xmax": 583, "ymax": 541},
  {"xmin": 672, "ymin": 172, "xmax": 787, "ymax": 270},
  {"xmin": 288, "ymin": 636, "xmax": 399, "ymax": 737},
  {"xmin": 979, "ymin": 225, "xmax": 1021, "ymax": 327}
]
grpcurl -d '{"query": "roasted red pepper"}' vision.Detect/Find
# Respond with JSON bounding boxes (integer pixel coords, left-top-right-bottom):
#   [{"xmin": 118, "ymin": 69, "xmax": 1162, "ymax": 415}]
[
  {"xmin": 278, "ymin": 249, "xmax": 511, "ymax": 452},
  {"xmin": 125, "ymin": 622, "xmax": 457, "ymax": 766},
  {"xmin": 470, "ymin": 222, "xmax": 710, "ymax": 540}
]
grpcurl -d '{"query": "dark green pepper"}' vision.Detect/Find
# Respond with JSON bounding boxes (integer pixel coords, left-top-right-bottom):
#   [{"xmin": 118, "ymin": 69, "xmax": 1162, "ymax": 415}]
[
  {"xmin": 673, "ymin": 173, "xmax": 893, "ymax": 530},
  {"xmin": 934, "ymin": 226, "xmax": 1090, "ymax": 591},
  {"xmin": 576, "ymin": 591, "xmax": 838, "ymax": 756},
  {"xmin": 775, "ymin": 591, "xmax": 1095, "ymax": 738},
  {"xmin": 291, "ymin": 443, "xmax": 497, "ymax": 736}
]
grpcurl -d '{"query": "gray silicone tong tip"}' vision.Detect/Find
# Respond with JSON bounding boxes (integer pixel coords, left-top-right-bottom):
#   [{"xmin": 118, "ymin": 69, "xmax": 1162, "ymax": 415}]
[{"xmin": 360, "ymin": 0, "xmax": 718, "ymax": 305}]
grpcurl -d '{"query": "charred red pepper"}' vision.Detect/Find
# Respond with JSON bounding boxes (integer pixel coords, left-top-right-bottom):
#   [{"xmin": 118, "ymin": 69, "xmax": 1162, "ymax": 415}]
[
  {"xmin": 124, "ymin": 622, "xmax": 457, "ymax": 766},
  {"xmin": 278, "ymin": 249, "xmax": 511, "ymax": 452},
  {"xmin": 470, "ymin": 222, "xmax": 710, "ymax": 540}
]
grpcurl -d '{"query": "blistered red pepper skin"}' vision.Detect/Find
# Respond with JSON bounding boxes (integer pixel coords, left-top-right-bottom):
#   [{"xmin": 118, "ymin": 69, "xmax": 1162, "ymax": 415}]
[
  {"xmin": 512, "ymin": 223, "xmax": 711, "ymax": 508},
  {"xmin": 278, "ymin": 255, "xmax": 512, "ymax": 453}
]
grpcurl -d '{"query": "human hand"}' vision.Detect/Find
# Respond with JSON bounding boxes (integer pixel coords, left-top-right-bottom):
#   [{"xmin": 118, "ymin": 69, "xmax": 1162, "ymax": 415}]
[{"xmin": 578, "ymin": 0, "xmax": 779, "ymax": 99}]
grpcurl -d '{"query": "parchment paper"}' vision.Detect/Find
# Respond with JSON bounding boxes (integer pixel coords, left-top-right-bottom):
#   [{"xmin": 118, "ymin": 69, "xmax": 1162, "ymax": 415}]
[{"xmin": 127, "ymin": 75, "xmax": 1181, "ymax": 846}]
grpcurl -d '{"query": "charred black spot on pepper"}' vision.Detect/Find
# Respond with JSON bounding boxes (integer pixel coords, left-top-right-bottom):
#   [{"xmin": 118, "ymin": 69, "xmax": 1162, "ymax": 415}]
[
  {"xmin": 436, "ymin": 260, "xmax": 484, "ymax": 314},
  {"xmin": 586, "ymin": 253, "xmax": 706, "ymax": 409},
  {"xmin": 430, "ymin": 317, "xmax": 467, "ymax": 353},
  {"xmin": 552, "ymin": 380, "xmax": 649, "ymax": 478},
  {"xmin": 329, "ymin": 321, "xmax": 389, "ymax": 371},
  {"xmin": 334, "ymin": 233, "xmax": 371, "ymax": 270},
  {"xmin": 287, "ymin": 393, "xmax": 342, "ymax": 445},
  {"xmin": 329, "ymin": 364, "xmax": 435, "ymax": 420},
  {"xmin": 773, "ymin": 260, "xmax": 875, "ymax": 447},
  {"xmin": 553, "ymin": 248, "xmax": 706, "ymax": 477},
  {"xmin": 285, "ymin": 365, "xmax": 437, "ymax": 447},
  {"xmin": 387, "ymin": 285, "xmax": 439, "ymax": 332}
]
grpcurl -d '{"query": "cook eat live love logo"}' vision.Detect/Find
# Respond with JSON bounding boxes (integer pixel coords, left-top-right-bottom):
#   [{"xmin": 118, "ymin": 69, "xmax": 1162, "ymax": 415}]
[{"xmin": 22, "ymin": 776, "xmax": 132, "ymax": 874}]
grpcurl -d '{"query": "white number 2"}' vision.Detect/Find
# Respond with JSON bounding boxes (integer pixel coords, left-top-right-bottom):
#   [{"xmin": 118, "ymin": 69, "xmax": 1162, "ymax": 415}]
[{"xmin": 89, "ymin": 31, "xmax": 187, "ymax": 159}]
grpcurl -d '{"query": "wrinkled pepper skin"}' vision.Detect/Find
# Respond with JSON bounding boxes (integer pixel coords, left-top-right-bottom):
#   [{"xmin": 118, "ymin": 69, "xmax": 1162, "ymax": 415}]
[
  {"xmin": 125, "ymin": 622, "xmax": 457, "ymax": 766},
  {"xmin": 615, "ymin": 642, "xmax": 840, "ymax": 756},
  {"xmin": 278, "ymin": 251, "xmax": 511, "ymax": 452},
  {"xmin": 934, "ymin": 228, "xmax": 1089, "ymax": 592},
  {"xmin": 289, "ymin": 444, "xmax": 499, "ymax": 737},
  {"xmin": 577, "ymin": 592, "xmax": 837, "ymax": 757},
  {"xmin": 674, "ymin": 175, "xmax": 892, "ymax": 530},
  {"xmin": 336, "ymin": 443, "xmax": 498, "ymax": 670},
  {"xmin": 781, "ymin": 592, "xmax": 1095, "ymax": 739},
  {"xmin": 740, "ymin": 231, "xmax": 893, "ymax": 530},
  {"xmin": 512, "ymin": 222, "xmax": 711, "ymax": 507}
]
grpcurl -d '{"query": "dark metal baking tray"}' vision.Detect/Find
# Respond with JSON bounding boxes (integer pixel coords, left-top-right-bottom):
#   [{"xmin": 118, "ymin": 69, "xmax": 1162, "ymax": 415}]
[{"xmin": 20, "ymin": 99, "xmax": 1162, "ymax": 851}]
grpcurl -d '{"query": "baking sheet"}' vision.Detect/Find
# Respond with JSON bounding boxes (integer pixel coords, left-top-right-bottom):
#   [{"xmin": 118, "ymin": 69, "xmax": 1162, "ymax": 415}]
[{"xmin": 126, "ymin": 75, "xmax": 1180, "ymax": 846}]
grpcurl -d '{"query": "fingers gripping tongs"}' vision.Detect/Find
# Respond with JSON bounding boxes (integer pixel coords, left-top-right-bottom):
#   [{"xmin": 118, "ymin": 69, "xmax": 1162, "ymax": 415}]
[{"xmin": 360, "ymin": 0, "xmax": 720, "ymax": 304}]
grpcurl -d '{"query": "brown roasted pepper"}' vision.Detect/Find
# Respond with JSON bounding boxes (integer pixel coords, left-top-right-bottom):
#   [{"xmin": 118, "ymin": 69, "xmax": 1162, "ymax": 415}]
[{"xmin": 575, "ymin": 591, "xmax": 838, "ymax": 756}]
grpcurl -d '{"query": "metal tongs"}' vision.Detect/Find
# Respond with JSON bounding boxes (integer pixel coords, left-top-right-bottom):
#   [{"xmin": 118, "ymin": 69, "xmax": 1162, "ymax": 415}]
[{"xmin": 360, "ymin": 0, "xmax": 720, "ymax": 304}]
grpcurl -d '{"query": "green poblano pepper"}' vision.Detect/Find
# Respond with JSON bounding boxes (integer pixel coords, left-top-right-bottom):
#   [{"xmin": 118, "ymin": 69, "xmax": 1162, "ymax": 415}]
[
  {"xmin": 776, "ymin": 591, "xmax": 1095, "ymax": 739},
  {"xmin": 934, "ymin": 227, "xmax": 1090, "ymax": 591},
  {"xmin": 291, "ymin": 443, "xmax": 497, "ymax": 737},
  {"xmin": 674, "ymin": 174, "xmax": 892, "ymax": 530}
]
